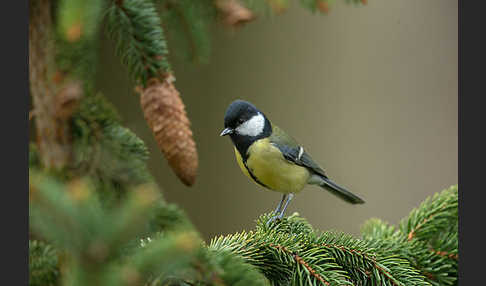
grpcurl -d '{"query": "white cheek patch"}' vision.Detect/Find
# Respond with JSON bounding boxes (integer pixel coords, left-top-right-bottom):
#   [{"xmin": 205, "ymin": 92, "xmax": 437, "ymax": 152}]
[{"xmin": 236, "ymin": 113, "xmax": 265, "ymax": 136}]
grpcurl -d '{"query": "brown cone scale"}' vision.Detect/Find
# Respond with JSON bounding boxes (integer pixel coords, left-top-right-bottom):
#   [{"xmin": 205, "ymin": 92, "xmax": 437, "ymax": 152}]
[{"xmin": 139, "ymin": 76, "xmax": 198, "ymax": 186}]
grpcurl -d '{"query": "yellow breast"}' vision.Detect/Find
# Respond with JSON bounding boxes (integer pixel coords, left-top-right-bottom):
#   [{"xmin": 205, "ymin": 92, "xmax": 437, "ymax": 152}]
[{"xmin": 234, "ymin": 138, "xmax": 310, "ymax": 194}]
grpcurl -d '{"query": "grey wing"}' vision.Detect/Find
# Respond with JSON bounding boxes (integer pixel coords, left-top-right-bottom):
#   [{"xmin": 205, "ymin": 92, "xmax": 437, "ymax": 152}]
[
  {"xmin": 269, "ymin": 126, "xmax": 364, "ymax": 205},
  {"xmin": 269, "ymin": 124, "xmax": 328, "ymax": 177},
  {"xmin": 271, "ymin": 142, "xmax": 328, "ymax": 179}
]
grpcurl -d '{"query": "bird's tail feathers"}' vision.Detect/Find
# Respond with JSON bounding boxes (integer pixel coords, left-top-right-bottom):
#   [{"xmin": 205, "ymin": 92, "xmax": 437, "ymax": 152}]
[{"xmin": 310, "ymin": 175, "xmax": 365, "ymax": 204}]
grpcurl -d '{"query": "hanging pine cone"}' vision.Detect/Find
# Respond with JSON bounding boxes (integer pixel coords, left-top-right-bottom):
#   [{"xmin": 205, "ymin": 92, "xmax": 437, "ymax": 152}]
[{"xmin": 138, "ymin": 75, "xmax": 198, "ymax": 186}]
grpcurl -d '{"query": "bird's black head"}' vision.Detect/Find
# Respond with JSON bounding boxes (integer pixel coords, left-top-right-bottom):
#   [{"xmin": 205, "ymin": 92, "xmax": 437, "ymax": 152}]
[{"xmin": 220, "ymin": 100, "xmax": 272, "ymax": 158}]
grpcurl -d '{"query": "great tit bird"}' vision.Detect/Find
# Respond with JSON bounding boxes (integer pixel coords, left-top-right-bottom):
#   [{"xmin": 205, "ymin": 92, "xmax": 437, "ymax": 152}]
[{"xmin": 220, "ymin": 100, "xmax": 364, "ymax": 223}]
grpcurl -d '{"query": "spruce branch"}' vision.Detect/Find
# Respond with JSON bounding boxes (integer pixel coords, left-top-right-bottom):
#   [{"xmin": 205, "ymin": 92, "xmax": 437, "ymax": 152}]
[
  {"xmin": 68, "ymin": 93, "xmax": 155, "ymax": 204},
  {"xmin": 205, "ymin": 249, "xmax": 270, "ymax": 285},
  {"xmin": 429, "ymin": 225, "xmax": 458, "ymax": 261},
  {"xmin": 148, "ymin": 202, "xmax": 196, "ymax": 233},
  {"xmin": 29, "ymin": 240, "xmax": 59, "ymax": 286},
  {"xmin": 29, "ymin": 169, "xmax": 268, "ymax": 286},
  {"xmin": 29, "ymin": 170, "xmax": 199, "ymax": 285},
  {"xmin": 360, "ymin": 218, "xmax": 398, "ymax": 241},
  {"xmin": 29, "ymin": 170, "xmax": 158, "ymax": 254},
  {"xmin": 360, "ymin": 234, "xmax": 457, "ymax": 286},
  {"xmin": 106, "ymin": 1, "xmax": 200, "ymax": 186},
  {"xmin": 125, "ymin": 231, "xmax": 202, "ymax": 284},
  {"xmin": 210, "ymin": 186, "xmax": 458, "ymax": 286},
  {"xmin": 400, "ymin": 185, "xmax": 458, "ymax": 243},
  {"xmin": 106, "ymin": 0, "xmax": 171, "ymax": 86},
  {"xmin": 306, "ymin": 231, "xmax": 428, "ymax": 285},
  {"xmin": 210, "ymin": 223, "xmax": 350, "ymax": 286},
  {"xmin": 361, "ymin": 186, "xmax": 459, "ymax": 286}
]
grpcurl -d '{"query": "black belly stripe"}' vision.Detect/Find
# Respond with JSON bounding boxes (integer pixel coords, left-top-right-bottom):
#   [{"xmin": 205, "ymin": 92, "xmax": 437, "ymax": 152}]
[{"xmin": 243, "ymin": 161, "xmax": 270, "ymax": 189}]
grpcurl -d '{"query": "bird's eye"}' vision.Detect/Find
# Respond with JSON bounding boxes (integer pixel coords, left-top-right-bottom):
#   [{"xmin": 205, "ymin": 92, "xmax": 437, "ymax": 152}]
[{"xmin": 238, "ymin": 118, "xmax": 245, "ymax": 124}]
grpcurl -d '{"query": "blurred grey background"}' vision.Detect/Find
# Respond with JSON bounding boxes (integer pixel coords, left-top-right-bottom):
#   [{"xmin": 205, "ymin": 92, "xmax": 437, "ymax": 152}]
[{"xmin": 97, "ymin": 0, "xmax": 457, "ymax": 241}]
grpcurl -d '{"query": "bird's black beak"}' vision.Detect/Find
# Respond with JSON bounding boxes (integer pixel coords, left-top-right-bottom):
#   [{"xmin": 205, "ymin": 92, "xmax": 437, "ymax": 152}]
[{"xmin": 220, "ymin": 128, "xmax": 233, "ymax": 136}]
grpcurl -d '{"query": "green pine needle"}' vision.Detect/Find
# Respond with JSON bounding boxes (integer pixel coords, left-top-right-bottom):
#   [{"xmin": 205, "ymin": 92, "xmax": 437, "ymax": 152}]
[
  {"xmin": 106, "ymin": 0, "xmax": 171, "ymax": 86},
  {"xmin": 210, "ymin": 185, "xmax": 457, "ymax": 286},
  {"xmin": 400, "ymin": 185, "xmax": 458, "ymax": 243},
  {"xmin": 29, "ymin": 240, "xmax": 59, "ymax": 286},
  {"xmin": 71, "ymin": 93, "xmax": 153, "ymax": 197}
]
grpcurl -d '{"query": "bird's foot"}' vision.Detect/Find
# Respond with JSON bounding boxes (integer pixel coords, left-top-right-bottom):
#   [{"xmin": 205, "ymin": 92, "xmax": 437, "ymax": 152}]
[{"xmin": 266, "ymin": 212, "xmax": 283, "ymax": 227}]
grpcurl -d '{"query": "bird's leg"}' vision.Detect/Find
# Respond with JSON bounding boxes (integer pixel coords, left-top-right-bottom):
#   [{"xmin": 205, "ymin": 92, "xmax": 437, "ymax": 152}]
[
  {"xmin": 274, "ymin": 194, "xmax": 288, "ymax": 215},
  {"xmin": 277, "ymin": 193, "xmax": 294, "ymax": 219},
  {"xmin": 267, "ymin": 193, "xmax": 294, "ymax": 226},
  {"xmin": 267, "ymin": 194, "xmax": 287, "ymax": 226}
]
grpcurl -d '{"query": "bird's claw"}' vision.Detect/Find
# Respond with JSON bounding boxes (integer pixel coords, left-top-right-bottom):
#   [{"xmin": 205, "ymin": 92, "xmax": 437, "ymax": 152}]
[{"xmin": 266, "ymin": 213, "xmax": 282, "ymax": 227}]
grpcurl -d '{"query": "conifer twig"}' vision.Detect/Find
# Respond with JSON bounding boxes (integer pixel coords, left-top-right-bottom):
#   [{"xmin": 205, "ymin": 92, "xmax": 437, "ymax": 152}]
[
  {"xmin": 314, "ymin": 241, "xmax": 399, "ymax": 285},
  {"xmin": 430, "ymin": 248, "xmax": 458, "ymax": 260},
  {"xmin": 210, "ymin": 185, "xmax": 458, "ymax": 286},
  {"xmin": 106, "ymin": 0, "xmax": 171, "ymax": 86}
]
